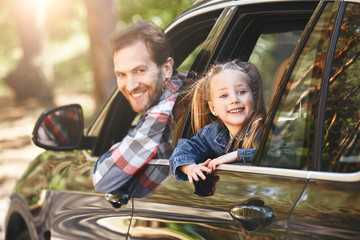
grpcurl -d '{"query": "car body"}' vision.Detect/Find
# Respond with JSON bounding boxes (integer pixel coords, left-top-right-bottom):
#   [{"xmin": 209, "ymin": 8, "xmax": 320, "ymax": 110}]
[{"xmin": 5, "ymin": 0, "xmax": 360, "ymax": 239}]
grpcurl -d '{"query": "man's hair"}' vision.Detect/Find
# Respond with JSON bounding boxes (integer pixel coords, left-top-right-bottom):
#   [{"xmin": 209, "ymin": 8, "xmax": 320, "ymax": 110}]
[{"xmin": 109, "ymin": 20, "xmax": 172, "ymax": 66}]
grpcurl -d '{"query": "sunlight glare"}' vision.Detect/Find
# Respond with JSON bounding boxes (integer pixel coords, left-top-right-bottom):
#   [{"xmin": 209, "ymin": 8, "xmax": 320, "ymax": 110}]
[{"xmin": 22, "ymin": 0, "xmax": 55, "ymax": 23}]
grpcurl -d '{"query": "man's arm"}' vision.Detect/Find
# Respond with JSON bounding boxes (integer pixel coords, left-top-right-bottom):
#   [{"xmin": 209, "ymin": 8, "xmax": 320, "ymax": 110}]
[{"xmin": 93, "ymin": 78, "xmax": 182, "ymax": 193}]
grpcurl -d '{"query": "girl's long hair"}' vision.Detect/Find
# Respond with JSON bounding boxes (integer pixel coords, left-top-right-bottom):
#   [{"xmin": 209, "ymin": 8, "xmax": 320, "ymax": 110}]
[{"xmin": 190, "ymin": 60, "xmax": 266, "ymax": 149}]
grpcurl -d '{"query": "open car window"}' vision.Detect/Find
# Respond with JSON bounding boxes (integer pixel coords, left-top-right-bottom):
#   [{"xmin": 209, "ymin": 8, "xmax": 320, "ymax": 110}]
[
  {"xmin": 87, "ymin": 10, "xmax": 222, "ymax": 157},
  {"xmin": 179, "ymin": 2, "xmax": 318, "ymax": 141}
]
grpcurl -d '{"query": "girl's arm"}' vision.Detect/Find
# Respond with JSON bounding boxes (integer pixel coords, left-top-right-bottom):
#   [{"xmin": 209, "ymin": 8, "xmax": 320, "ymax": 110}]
[
  {"xmin": 169, "ymin": 127, "xmax": 216, "ymax": 182},
  {"xmin": 207, "ymin": 151, "xmax": 238, "ymax": 171}
]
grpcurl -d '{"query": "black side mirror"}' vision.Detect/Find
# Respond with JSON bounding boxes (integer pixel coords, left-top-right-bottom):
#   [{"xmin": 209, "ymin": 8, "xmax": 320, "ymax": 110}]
[{"xmin": 32, "ymin": 104, "xmax": 95, "ymax": 151}]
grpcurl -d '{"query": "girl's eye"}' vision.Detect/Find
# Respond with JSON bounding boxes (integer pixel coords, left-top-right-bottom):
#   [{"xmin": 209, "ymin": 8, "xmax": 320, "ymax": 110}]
[
  {"xmin": 219, "ymin": 94, "xmax": 228, "ymax": 98},
  {"xmin": 238, "ymin": 90, "xmax": 246, "ymax": 95}
]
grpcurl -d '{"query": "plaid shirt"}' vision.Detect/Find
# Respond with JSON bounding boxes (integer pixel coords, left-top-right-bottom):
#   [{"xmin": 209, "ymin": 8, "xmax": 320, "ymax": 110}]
[{"xmin": 93, "ymin": 75, "xmax": 183, "ymax": 195}]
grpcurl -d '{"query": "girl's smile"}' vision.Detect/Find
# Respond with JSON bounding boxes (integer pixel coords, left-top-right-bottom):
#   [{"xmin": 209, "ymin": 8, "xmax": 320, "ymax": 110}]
[{"xmin": 228, "ymin": 107, "xmax": 244, "ymax": 113}]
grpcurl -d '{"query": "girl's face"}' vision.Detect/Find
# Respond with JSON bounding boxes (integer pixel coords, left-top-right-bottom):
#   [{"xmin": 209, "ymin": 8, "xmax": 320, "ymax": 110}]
[{"xmin": 208, "ymin": 69, "xmax": 254, "ymax": 137}]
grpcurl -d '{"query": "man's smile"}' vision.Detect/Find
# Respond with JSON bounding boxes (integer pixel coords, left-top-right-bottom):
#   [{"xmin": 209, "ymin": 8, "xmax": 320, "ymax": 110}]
[{"xmin": 130, "ymin": 91, "xmax": 145, "ymax": 98}]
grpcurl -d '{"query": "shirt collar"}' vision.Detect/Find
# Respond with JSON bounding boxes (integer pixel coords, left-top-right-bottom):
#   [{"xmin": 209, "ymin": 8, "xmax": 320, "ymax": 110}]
[
  {"xmin": 214, "ymin": 124, "xmax": 251, "ymax": 150},
  {"xmin": 160, "ymin": 75, "xmax": 183, "ymax": 101}
]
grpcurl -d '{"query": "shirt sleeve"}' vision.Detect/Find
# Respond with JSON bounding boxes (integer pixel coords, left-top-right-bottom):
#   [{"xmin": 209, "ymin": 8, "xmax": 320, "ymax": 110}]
[
  {"xmin": 93, "ymin": 80, "xmax": 180, "ymax": 193},
  {"xmin": 169, "ymin": 128, "xmax": 215, "ymax": 182},
  {"xmin": 236, "ymin": 148, "xmax": 256, "ymax": 163}
]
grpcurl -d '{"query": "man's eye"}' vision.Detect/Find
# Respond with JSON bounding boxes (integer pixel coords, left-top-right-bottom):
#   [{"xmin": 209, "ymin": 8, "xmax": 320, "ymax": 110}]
[
  {"xmin": 136, "ymin": 69, "xmax": 146, "ymax": 74},
  {"xmin": 116, "ymin": 73, "xmax": 125, "ymax": 78}
]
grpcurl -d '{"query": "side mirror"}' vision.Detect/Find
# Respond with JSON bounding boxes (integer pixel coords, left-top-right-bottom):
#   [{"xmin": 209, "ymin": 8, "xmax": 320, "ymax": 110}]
[{"xmin": 32, "ymin": 104, "xmax": 95, "ymax": 151}]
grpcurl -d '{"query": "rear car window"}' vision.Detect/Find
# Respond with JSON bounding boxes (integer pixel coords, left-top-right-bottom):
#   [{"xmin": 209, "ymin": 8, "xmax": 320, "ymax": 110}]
[
  {"xmin": 259, "ymin": 2, "xmax": 339, "ymax": 170},
  {"xmin": 321, "ymin": 3, "xmax": 360, "ymax": 173}
]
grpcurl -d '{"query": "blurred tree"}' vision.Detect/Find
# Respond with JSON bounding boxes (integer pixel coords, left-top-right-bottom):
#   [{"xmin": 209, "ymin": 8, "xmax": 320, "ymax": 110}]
[
  {"xmin": 5, "ymin": 0, "xmax": 54, "ymax": 104},
  {"xmin": 84, "ymin": 0, "xmax": 118, "ymax": 107},
  {"xmin": 2, "ymin": 0, "xmax": 195, "ymax": 106},
  {"xmin": 3, "ymin": 0, "xmax": 118, "ymax": 107},
  {"xmin": 0, "ymin": 0, "xmax": 20, "ymax": 89}
]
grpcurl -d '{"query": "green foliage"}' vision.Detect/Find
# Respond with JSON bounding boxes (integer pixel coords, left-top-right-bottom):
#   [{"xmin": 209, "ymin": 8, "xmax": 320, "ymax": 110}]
[{"xmin": 117, "ymin": 0, "xmax": 196, "ymax": 28}]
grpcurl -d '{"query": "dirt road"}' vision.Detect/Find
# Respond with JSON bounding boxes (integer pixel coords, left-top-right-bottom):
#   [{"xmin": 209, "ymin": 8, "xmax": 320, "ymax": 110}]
[{"xmin": 0, "ymin": 91, "xmax": 95, "ymax": 240}]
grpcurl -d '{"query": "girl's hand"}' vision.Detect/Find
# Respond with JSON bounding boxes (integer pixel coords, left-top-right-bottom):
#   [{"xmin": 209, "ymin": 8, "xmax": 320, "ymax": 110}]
[
  {"xmin": 181, "ymin": 159, "xmax": 212, "ymax": 184},
  {"xmin": 208, "ymin": 151, "xmax": 238, "ymax": 171},
  {"xmin": 207, "ymin": 158, "xmax": 224, "ymax": 171}
]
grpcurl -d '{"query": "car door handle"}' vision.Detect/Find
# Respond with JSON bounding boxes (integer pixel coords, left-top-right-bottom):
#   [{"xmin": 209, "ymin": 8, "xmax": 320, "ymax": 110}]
[{"xmin": 230, "ymin": 204, "xmax": 274, "ymax": 223}]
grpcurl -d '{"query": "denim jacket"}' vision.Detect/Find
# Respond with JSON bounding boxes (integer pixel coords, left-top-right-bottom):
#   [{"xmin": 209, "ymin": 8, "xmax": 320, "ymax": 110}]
[{"xmin": 169, "ymin": 121, "xmax": 255, "ymax": 182}]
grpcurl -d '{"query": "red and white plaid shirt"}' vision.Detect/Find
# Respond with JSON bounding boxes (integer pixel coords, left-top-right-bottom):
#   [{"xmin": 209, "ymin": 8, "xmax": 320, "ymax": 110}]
[{"xmin": 93, "ymin": 75, "xmax": 183, "ymax": 195}]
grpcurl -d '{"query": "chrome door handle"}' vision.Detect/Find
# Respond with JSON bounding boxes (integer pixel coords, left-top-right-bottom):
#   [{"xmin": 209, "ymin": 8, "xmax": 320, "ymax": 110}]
[{"xmin": 230, "ymin": 205, "xmax": 274, "ymax": 223}]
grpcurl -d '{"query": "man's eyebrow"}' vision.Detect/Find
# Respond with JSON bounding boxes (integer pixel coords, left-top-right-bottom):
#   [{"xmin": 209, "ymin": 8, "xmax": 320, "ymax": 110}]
[
  {"xmin": 114, "ymin": 64, "xmax": 148, "ymax": 73},
  {"xmin": 132, "ymin": 64, "xmax": 148, "ymax": 70},
  {"xmin": 114, "ymin": 69, "xmax": 124, "ymax": 74}
]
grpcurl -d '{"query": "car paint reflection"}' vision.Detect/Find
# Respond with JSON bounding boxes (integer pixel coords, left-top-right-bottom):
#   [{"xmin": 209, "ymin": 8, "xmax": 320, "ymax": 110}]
[
  {"xmin": 48, "ymin": 192, "xmax": 131, "ymax": 239},
  {"xmin": 129, "ymin": 165, "xmax": 309, "ymax": 239},
  {"xmin": 288, "ymin": 179, "xmax": 360, "ymax": 239},
  {"xmin": 12, "ymin": 151, "xmax": 133, "ymax": 239}
]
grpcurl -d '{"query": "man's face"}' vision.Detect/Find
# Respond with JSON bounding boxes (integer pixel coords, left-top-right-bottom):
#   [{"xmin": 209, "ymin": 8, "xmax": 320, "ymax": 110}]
[{"xmin": 113, "ymin": 41, "xmax": 173, "ymax": 113}]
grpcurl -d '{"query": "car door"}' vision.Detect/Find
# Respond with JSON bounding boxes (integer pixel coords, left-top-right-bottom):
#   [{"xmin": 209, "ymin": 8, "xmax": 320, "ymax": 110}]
[
  {"xmin": 128, "ymin": 1, "xmax": 319, "ymax": 239},
  {"xmin": 284, "ymin": 1, "xmax": 360, "ymax": 239},
  {"xmin": 10, "ymin": 147, "xmax": 134, "ymax": 239}
]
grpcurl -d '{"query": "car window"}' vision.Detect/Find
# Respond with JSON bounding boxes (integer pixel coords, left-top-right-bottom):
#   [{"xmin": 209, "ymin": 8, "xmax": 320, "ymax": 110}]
[
  {"xmin": 177, "ymin": 43, "xmax": 204, "ymax": 73},
  {"xmin": 259, "ymin": 2, "xmax": 339, "ymax": 169},
  {"xmin": 87, "ymin": 10, "xmax": 221, "ymax": 156},
  {"xmin": 167, "ymin": 10, "xmax": 222, "ymax": 70},
  {"xmin": 221, "ymin": 3, "xmax": 318, "ymax": 109},
  {"xmin": 321, "ymin": 3, "xmax": 360, "ymax": 173},
  {"xmin": 87, "ymin": 90, "xmax": 117, "ymax": 137},
  {"xmin": 178, "ymin": 3, "xmax": 318, "ymax": 142},
  {"xmin": 249, "ymin": 27, "xmax": 304, "ymax": 109}
]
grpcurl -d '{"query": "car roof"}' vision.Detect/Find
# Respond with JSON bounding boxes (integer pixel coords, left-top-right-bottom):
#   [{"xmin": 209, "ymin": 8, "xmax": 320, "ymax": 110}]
[
  {"xmin": 166, "ymin": 0, "xmax": 318, "ymax": 32},
  {"xmin": 166, "ymin": 0, "xmax": 360, "ymax": 32}
]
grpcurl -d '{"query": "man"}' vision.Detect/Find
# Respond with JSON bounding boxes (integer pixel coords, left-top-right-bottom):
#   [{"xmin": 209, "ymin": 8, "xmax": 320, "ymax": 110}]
[{"xmin": 93, "ymin": 20, "xmax": 183, "ymax": 195}]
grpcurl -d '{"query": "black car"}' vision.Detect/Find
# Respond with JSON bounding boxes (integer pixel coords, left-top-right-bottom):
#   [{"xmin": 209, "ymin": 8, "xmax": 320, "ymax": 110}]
[{"xmin": 5, "ymin": 0, "xmax": 360, "ymax": 239}]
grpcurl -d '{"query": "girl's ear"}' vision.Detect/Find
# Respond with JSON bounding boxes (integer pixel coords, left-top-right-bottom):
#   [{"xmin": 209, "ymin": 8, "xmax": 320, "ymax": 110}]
[
  {"xmin": 162, "ymin": 57, "xmax": 174, "ymax": 80},
  {"xmin": 208, "ymin": 101, "xmax": 217, "ymax": 116}
]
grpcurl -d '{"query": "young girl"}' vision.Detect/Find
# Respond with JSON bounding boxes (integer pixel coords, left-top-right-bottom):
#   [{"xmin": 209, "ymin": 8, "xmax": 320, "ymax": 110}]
[{"xmin": 169, "ymin": 60, "xmax": 266, "ymax": 184}]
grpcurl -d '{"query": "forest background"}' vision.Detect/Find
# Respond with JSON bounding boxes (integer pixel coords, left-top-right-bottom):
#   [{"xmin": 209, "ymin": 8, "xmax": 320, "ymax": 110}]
[{"xmin": 0, "ymin": 0, "xmax": 195, "ymax": 238}]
